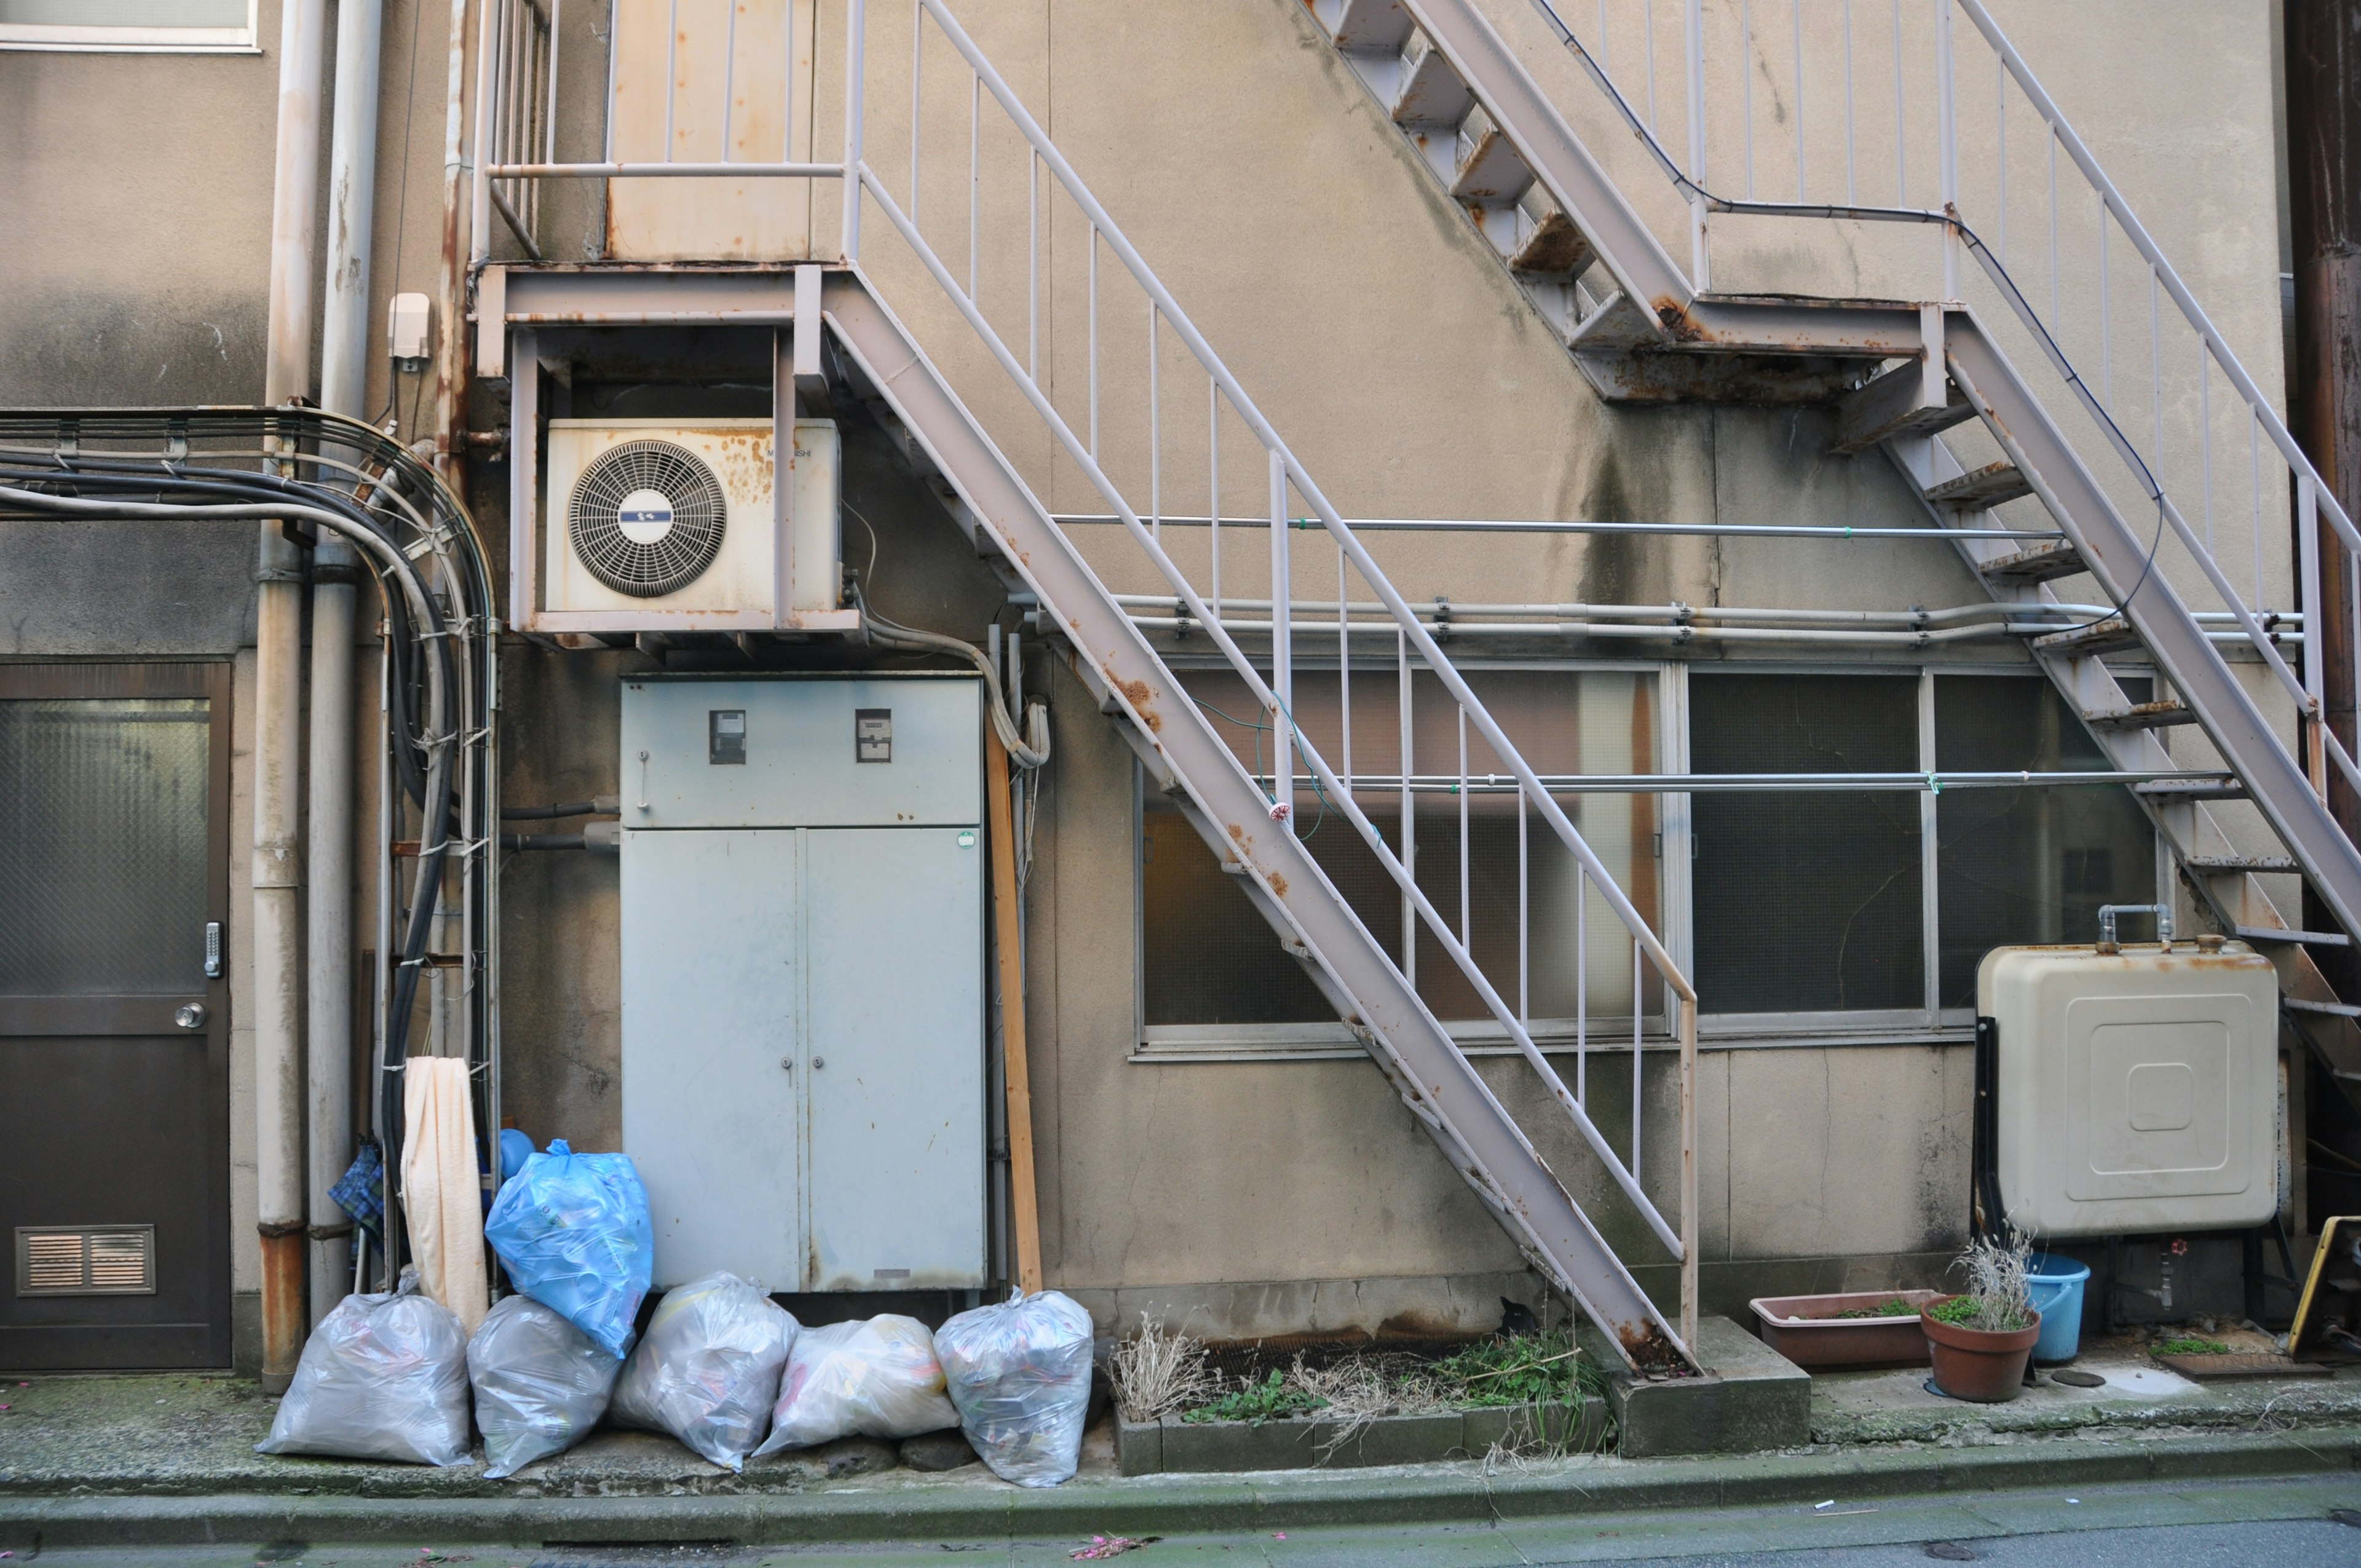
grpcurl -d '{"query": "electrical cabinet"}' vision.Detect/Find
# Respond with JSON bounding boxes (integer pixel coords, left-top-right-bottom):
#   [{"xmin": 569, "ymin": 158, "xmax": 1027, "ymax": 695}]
[
  {"xmin": 619, "ymin": 675, "xmax": 986, "ymax": 1291},
  {"xmin": 1979, "ymin": 941, "xmax": 2278, "ymax": 1238}
]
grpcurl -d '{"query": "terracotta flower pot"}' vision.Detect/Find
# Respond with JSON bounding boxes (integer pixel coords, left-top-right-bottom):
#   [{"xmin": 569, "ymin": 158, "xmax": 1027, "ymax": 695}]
[{"xmin": 1920, "ymin": 1296, "xmax": 2042, "ymax": 1403}]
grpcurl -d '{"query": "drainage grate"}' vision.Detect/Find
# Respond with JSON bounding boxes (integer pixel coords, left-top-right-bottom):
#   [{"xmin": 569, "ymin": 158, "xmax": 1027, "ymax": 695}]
[{"xmin": 15, "ymin": 1224, "xmax": 156, "ymax": 1296}]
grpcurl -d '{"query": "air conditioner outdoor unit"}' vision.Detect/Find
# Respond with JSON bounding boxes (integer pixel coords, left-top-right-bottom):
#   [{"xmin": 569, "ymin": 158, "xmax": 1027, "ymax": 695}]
[{"xmin": 535, "ymin": 418, "xmax": 850, "ymax": 632}]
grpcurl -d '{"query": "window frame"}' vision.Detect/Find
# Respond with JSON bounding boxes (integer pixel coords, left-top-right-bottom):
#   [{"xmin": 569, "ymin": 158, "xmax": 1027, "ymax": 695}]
[
  {"xmin": 1683, "ymin": 661, "xmax": 2167, "ymax": 1043},
  {"xmin": 1132, "ymin": 654, "xmax": 1674, "ymax": 1063},
  {"xmin": 0, "ymin": 0, "xmax": 258, "ymax": 54},
  {"xmin": 1129, "ymin": 658, "xmax": 2170, "ymax": 1061}
]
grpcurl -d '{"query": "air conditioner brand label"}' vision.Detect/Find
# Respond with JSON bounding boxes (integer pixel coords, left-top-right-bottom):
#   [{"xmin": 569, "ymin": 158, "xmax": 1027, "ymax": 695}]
[
  {"xmin": 617, "ymin": 487, "xmax": 677, "ymax": 544},
  {"xmin": 855, "ymin": 708, "xmax": 892, "ymax": 763}
]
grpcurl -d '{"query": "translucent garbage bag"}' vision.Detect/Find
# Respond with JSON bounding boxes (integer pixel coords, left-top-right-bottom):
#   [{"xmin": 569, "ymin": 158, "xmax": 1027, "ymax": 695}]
[
  {"xmin": 255, "ymin": 1267, "xmax": 471, "ymax": 1466},
  {"xmin": 933, "ymin": 1290, "xmax": 1094, "ymax": 1487},
  {"xmin": 607, "ymin": 1272, "xmax": 796, "ymax": 1471},
  {"xmin": 752, "ymin": 1314, "xmax": 960, "ymax": 1454},
  {"xmin": 467, "ymin": 1292, "xmax": 624, "ymax": 1479},
  {"xmin": 481, "ymin": 1138, "xmax": 654, "ymax": 1359}
]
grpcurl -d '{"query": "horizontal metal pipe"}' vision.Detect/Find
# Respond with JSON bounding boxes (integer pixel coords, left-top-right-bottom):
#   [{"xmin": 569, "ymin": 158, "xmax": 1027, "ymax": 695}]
[
  {"xmin": 1111, "ymin": 594, "xmax": 2303, "ymax": 629},
  {"xmin": 1056, "ymin": 512, "xmax": 2066, "ymax": 542},
  {"xmin": 1258, "ymin": 770, "xmax": 2231, "ymax": 794},
  {"xmin": 1128, "ymin": 614, "xmax": 2300, "ymax": 648},
  {"xmin": 483, "ymin": 161, "xmax": 846, "ymax": 178}
]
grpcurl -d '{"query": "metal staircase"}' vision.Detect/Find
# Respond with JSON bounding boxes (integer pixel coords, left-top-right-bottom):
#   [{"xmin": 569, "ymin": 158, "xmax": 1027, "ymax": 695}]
[
  {"xmin": 474, "ymin": 0, "xmax": 1706, "ymax": 1372},
  {"xmin": 1302, "ymin": 0, "xmax": 2361, "ymax": 1103}
]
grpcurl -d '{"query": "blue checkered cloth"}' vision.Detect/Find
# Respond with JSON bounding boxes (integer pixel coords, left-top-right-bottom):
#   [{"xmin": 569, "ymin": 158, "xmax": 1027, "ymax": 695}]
[{"xmin": 330, "ymin": 1138, "xmax": 385, "ymax": 1237}]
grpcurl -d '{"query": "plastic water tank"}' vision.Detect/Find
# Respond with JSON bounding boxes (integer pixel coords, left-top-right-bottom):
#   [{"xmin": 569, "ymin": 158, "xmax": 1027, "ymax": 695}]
[{"xmin": 1978, "ymin": 940, "xmax": 2277, "ymax": 1238}]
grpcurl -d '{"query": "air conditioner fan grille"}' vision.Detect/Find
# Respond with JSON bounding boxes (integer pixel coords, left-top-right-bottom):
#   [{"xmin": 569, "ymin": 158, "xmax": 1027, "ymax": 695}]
[{"xmin": 567, "ymin": 439, "xmax": 729, "ymax": 597}]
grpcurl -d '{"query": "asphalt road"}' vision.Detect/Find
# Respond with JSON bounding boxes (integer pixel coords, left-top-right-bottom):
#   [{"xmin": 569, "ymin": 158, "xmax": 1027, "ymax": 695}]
[{"xmin": 15, "ymin": 1476, "xmax": 2361, "ymax": 1566}]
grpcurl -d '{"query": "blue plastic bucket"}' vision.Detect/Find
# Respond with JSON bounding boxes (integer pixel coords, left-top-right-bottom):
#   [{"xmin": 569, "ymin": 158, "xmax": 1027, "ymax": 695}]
[{"xmin": 2027, "ymin": 1253, "xmax": 2091, "ymax": 1363}]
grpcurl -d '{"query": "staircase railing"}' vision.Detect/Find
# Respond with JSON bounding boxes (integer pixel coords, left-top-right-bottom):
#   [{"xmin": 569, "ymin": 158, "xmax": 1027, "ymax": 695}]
[
  {"xmin": 1514, "ymin": 0, "xmax": 2354, "ymax": 831},
  {"xmin": 470, "ymin": 0, "xmax": 1706, "ymax": 1340},
  {"xmin": 851, "ymin": 0, "xmax": 1701, "ymax": 1307}
]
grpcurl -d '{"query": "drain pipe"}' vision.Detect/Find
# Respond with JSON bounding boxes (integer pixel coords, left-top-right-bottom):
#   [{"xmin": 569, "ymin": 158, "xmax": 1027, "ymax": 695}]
[
  {"xmin": 257, "ymin": 0, "xmax": 330, "ymax": 1392},
  {"xmin": 306, "ymin": 0, "xmax": 386, "ymax": 1326}
]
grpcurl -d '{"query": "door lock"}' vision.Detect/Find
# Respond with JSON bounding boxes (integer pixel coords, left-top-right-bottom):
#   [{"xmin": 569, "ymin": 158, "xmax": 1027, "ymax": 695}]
[
  {"xmin": 173, "ymin": 1002, "xmax": 209, "ymax": 1031},
  {"xmin": 812, "ymin": 1056, "xmax": 826, "ymax": 1069},
  {"xmin": 204, "ymin": 921, "xmax": 223, "ymax": 979},
  {"xmin": 780, "ymin": 1056, "xmax": 793, "ymax": 1072}
]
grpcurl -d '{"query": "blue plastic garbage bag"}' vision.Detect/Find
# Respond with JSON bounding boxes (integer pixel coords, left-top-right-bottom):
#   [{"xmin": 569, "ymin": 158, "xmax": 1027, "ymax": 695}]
[{"xmin": 482, "ymin": 1139, "xmax": 654, "ymax": 1359}]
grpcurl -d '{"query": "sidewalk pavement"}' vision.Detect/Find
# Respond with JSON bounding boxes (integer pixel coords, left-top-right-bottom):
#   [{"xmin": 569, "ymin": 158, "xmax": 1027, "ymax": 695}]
[{"xmin": 1, "ymin": 1348, "xmax": 2356, "ymax": 1550}]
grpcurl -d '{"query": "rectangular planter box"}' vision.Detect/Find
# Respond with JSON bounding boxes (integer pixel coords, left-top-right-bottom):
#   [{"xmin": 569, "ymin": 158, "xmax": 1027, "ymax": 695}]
[
  {"xmin": 1749, "ymin": 1289, "xmax": 1942, "ymax": 1370},
  {"xmin": 1115, "ymin": 1399, "xmax": 1605, "ymax": 1476}
]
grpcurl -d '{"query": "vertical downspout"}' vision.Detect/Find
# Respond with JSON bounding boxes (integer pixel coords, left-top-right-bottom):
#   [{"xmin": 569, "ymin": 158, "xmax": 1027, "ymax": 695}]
[
  {"xmin": 258, "ymin": 0, "xmax": 332, "ymax": 1393},
  {"xmin": 2287, "ymin": 0, "xmax": 2361, "ymax": 988},
  {"xmin": 431, "ymin": 0, "xmax": 477, "ymax": 478},
  {"xmin": 309, "ymin": 0, "xmax": 386, "ymax": 1326}
]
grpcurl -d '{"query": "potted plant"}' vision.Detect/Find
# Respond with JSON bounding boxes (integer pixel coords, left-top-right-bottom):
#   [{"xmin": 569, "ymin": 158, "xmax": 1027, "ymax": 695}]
[{"xmin": 1921, "ymin": 1228, "xmax": 2042, "ymax": 1402}]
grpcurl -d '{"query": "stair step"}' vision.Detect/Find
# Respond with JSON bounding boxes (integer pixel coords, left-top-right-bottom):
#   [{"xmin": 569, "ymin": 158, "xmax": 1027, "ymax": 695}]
[
  {"xmin": 2181, "ymin": 854, "xmax": 2298, "ymax": 874},
  {"xmin": 1833, "ymin": 359, "xmax": 1977, "ymax": 454},
  {"xmin": 1565, "ymin": 290, "xmax": 1661, "ymax": 354},
  {"xmin": 2083, "ymin": 699, "xmax": 2196, "ymax": 732},
  {"xmin": 1508, "ymin": 202, "xmax": 1594, "ymax": 276},
  {"xmin": 1449, "ymin": 107, "xmax": 1530, "ymax": 200},
  {"xmin": 2134, "ymin": 777, "xmax": 2246, "ymax": 801},
  {"xmin": 2286, "ymin": 996, "xmax": 2361, "ymax": 1018},
  {"xmin": 1979, "ymin": 539, "xmax": 2087, "ymax": 584},
  {"xmin": 2235, "ymin": 925, "xmax": 2352, "ymax": 947},
  {"xmin": 1925, "ymin": 461, "xmax": 2035, "ymax": 510},
  {"xmin": 2033, "ymin": 616, "xmax": 2143, "ymax": 657},
  {"xmin": 1322, "ymin": 0, "xmax": 1412, "ymax": 52},
  {"xmin": 1391, "ymin": 31, "xmax": 1473, "ymax": 125}
]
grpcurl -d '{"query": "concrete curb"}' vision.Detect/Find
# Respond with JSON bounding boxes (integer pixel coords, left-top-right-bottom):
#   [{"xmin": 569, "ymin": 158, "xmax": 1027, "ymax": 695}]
[{"xmin": 2, "ymin": 1427, "xmax": 2355, "ymax": 1548}]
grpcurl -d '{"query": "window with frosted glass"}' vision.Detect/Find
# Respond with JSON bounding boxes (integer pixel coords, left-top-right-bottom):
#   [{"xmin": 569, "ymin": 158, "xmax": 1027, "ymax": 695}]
[
  {"xmin": 1141, "ymin": 668, "xmax": 1658, "ymax": 1032},
  {"xmin": 1934, "ymin": 675, "xmax": 2156, "ymax": 1005},
  {"xmin": 1690, "ymin": 673, "xmax": 1922, "ymax": 1015}
]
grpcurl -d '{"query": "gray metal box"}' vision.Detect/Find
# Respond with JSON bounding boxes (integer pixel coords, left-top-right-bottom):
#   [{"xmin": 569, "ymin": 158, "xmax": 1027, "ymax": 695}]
[{"xmin": 619, "ymin": 675, "xmax": 986, "ymax": 1292}]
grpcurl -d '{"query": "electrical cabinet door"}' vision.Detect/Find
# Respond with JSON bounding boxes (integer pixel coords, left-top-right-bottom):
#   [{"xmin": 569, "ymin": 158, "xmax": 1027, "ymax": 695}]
[
  {"xmin": 620, "ymin": 828, "xmax": 801, "ymax": 1291},
  {"xmin": 803, "ymin": 826, "xmax": 986, "ymax": 1290}
]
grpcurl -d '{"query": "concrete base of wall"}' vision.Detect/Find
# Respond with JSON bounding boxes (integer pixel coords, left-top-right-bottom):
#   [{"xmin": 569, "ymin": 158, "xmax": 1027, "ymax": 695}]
[
  {"xmin": 1063, "ymin": 1272, "xmax": 1545, "ymax": 1344},
  {"xmin": 1599, "ymin": 1317, "xmax": 1812, "ymax": 1459},
  {"xmin": 230, "ymin": 1290, "xmax": 259, "ymax": 1378}
]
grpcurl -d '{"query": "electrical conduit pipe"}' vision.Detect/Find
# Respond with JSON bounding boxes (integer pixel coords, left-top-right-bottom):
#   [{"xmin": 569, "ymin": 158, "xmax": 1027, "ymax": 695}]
[{"xmin": 258, "ymin": 0, "xmax": 330, "ymax": 1392}]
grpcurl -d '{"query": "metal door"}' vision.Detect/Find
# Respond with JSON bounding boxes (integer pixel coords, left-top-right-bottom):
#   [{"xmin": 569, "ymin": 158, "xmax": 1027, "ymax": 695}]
[
  {"xmin": 803, "ymin": 826, "xmax": 985, "ymax": 1291},
  {"xmin": 0, "ymin": 664, "xmax": 231, "ymax": 1370},
  {"xmin": 620, "ymin": 826, "xmax": 803, "ymax": 1291}
]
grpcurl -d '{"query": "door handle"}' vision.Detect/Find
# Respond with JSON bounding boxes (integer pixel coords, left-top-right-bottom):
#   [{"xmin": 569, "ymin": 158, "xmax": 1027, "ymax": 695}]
[{"xmin": 174, "ymin": 1002, "xmax": 209, "ymax": 1031}]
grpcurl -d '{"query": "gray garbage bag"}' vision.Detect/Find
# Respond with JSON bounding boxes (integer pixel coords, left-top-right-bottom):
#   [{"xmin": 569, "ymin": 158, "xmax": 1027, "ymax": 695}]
[
  {"xmin": 933, "ymin": 1290, "xmax": 1094, "ymax": 1487},
  {"xmin": 255, "ymin": 1267, "xmax": 471, "ymax": 1466},
  {"xmin": 607, "ymin": 1272, "xmax": 796, "ymax": 1470},
  {"xmin": 751, "ymin": 1314, "xmax": 960, "ymax": 1454},
  {"xmin": 467, "ymin": 1293, "xmax": 623, "ymax": 1479}
]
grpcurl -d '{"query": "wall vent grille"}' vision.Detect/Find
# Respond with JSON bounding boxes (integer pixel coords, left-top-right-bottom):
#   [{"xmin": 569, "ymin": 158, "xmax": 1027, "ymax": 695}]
[{"xmin": 15, "ymin": 1225, "xmax": 156, "ymax": 1296}]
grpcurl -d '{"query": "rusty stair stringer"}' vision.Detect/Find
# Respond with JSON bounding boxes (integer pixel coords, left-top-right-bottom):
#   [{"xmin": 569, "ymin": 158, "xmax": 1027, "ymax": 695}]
[{"xmin": 817, "ymin": 267, "xmax": 1698, "ymax": 1375}]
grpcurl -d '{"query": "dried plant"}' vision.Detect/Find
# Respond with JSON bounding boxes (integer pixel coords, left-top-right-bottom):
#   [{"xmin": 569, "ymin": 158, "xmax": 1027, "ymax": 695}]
[
  {"xmin": 1110, "ymin": 1313, "xmax": 1216, "ymax": 1423},
  {"xmin": 1290, "ymin": 1350, "xmax": 1452, "ymax": 1462},
  {"xmin": 1949, "ymin": 1224, "xmax": 2035, "ymax": 1333}
]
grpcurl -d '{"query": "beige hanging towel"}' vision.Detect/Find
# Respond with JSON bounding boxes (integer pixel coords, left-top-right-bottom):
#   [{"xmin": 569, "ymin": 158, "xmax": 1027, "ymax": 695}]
[{"xmin": 400, "ymin": 1056, "xmax": 489, "ymax": 1335}]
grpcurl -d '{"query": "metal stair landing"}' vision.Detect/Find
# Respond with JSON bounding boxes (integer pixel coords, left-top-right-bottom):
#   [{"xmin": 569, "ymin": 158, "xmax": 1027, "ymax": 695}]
[{"xmin": 1296, "ymin": 0, "xmax": 2361, "ymax": 1107}]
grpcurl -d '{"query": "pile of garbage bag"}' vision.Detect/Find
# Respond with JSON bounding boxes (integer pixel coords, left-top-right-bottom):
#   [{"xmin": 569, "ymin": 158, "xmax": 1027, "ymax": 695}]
[
  {"xmin": 256, "ymin": 1267, "xmax": 472, "ymax": 1466},
  {"xmin": 754, "ymin": 1313, "xmax": 960, "ymax": 1454},
  {"xmin": 935, "ymin": 1290, "xmax": 1096, "ymax": 1486},
  {"xmin": 467, "ymin": 1293, "xmax": 623, "ymax": 1478},
  {"xmin": 608, "ymin": 1271, "xmax": 797, "ymax": 1470},
  {"xmin": 481, "ymin": 1139, "xmax": 654, "ymax": 1359}
]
